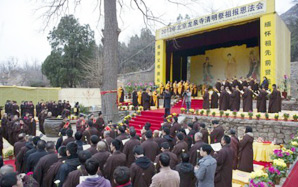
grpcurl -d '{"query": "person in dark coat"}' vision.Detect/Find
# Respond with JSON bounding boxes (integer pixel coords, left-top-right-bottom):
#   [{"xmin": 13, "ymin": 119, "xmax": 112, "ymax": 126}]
[
  {"xmin": 132, "ymin": 90, "xmax": 138, "ymax": 107},
  {"xmin": 103, "ymin": 130, "xmax": 114, "ymax": 149},
  {"xmin": 114, "ymin": 167, "xmax": 132, "ymax": 187},
  {"xmin": 257, "ymin": 87, "xmax": 268, "ymax": 113},
  {"xmin": 163, "ymin": 89, "xmax": 171, "ymax": 118},
  {"xmin": 142, "ymin": 89, "xmax": 151, "ymax": 111},
  {"xmin": 87, "ymin": 135, "xmax": 99, "ymax": 155},
  {"xmin": 189, "ymin": 132, "xmax": 206, "ymax": 166},
  {"xmin": 123, "ymin": 129, "xmax": 141, "ymax": 167},
  {"xmin": 211, "ymin": 88, "xmax": 219, "ymax": 109},
  {"xmin": 200, "ymin": 123, "xmax": 209, "ymax": 144},
  {"xmin": 26, "ymin": 140, "xmax": 47, "ymax": 173},
  {"xmin": 202, "ymin": 88, "xmax": 210, "ymax": 109},
  {"xmin": 161, "ymin": 127, "xmax": 175, "ymax": 150},
  {"xmin": 230, "ymin": 86, "xmax": 241, "ymax": 111},
  {"xmin": 215, "ymin": 79, "xmax": 222, "ymax": 93},
  {"xmin": 56, "ymin": 128, "xmax": 67, "ymax": 151},
  {"xmin": 210, "ymin": 120, "xmax": 224, "ymax": 144},
  {"xmin": 153, "ymin": 130, "xmax": 166, "ymax": 148},
  {"xmin": 13, "ymin": 133, "xmax": 26, "ymax": 157},
  {"xmin": 91, "ymin": 141, "xmax": 111, "ymax": 173},
  {"xmin": 103, "ymin": 139, "xmax": 126, "ymax": 187},
  {"xmin": 75, "ymin": 131, "xmax": 85, "ymax": 151},
  {"xmin": 141, "ymin": 130, "xmax": 160, "ymax": 162},
  {"xmin": 22, "ymin": 136, "xmax": 41, "ymax": 173},
  {"xmin": 130, "ymin": 145, "xmax": 155, "ymax": 187},
  {"xmin": 229, "ymin": 129, "xmax": 239, "ymax": 170},
  {"xmin": 172, "ymin": 133, "xmax": 188, "ymax": 162},
  {"xmin": 62, "ymin": 150, "xmax": 92, "ymax": 187},
  {"xmin": 175, "ymin": 153, "xmax": 195, "ymax": 187},
  {"xmin": 83, "ymin": 121, "xmax": 100, "ymax": 144},
  {"xmin": 55, "ymin": 142, "xmax": 81, "ymax": 187},
  {"xmin": 76, "ymin": 159, "xmax": 111, "ymax": 187},
  {"xmin": 268, "ymin": 84, "xmax": 281, "ymax": 113},
  {"xmin": 94, "ymin": 111, "xmax": 105, "ymax": 137},
  {"xmin": 43, "ymin": 146, "xmax": 67, "ymax": 187},
  {"xmin": 214, "ymin": 135, "xmax": 233, "ymax": 187},
  {"xmin": 219, "ymin": 86, "xmax": 229, "ymax": 111},
  {"xmin": 242, "ymin": 86, "xmax": 253, "ymax": 112},
  {"xmin": 33, "ymin": 142, "xmax": 58, "ymax": 186},
  {"xmin": 62, "ymin": 129, "xmax": 75, "ymax": 146},
  {"xmin": 261, "ymin": 76, "xmax": 269, "ymax": 90},
  {"xmin": 238, "ymin": 126, "xmax": 254, "ymax": 172},
  {"xmin": 154, "ymin": 142, "xmax": 179, "ymax": 172},
  {"xmin": 116, "ymin": 126, "xmax": 129, "ymax": 142}
]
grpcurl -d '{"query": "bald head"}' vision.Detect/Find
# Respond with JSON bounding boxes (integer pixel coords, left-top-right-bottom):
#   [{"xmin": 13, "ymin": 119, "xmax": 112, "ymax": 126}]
[
  {"xmin": 153, "ymin": 130, "xmax": 160, "ymax": 138},
  {"xmin": 18, "ymin": 133, "xmax": 25, "ymax": 140},
  {"xmin": 97, "ymin": 141, "xmax": 107, "ymax": 152},
  {"xmin": 0, "ymin": 165, "xmax": 14, "ymax": 175},
  {"xmin": 194, "ymin": 132, "xmax": 203, "ymax": 142}
]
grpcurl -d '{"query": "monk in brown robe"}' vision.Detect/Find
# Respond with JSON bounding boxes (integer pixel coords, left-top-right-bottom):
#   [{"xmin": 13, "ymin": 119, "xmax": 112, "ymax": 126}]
[
  {"xmin": 211, "ymin": 88, "xmax": 219, "ymax": 109},
  {"xmin": 91, "ymin": 141, "xmax": 111, "ymax": 173},
  {"xmin": 192, "ymin": 84, "xmax": 198, "ymax": 97},
  {"xmin": 210, "ymin": 120, "xmax": 224, "ymax": 144},
  {"xmin": 123, "ymin": 129, "xmax": 141, "ymax": 167},
  {"xmin": 214, "ymin": 135, "xmax": 233, "ymax": 187},
  {"xmin": 154, "ymin": 142, "xmax": 179, "ymax": 171},
  {"xmin": 230, "ymin": 86, "xmax": 241, "ymax": 111},
  {"xmin": 229, "ymin": 129, "xmax": 239, "ymax": 170},
  {"xmin": 172, "ymin": 133, "xmax": 188, "ymax": 162},
  {"xmin": 15, "ymin": 136, "xmax": 33, "ymax": 173},
  {"xmin": 219, "ymin": 86, "xmax": 229, "ymax": 111},
  {"xmin": 132, "ymin": 90, "xmax": 138, "ymax": 107},
  {"xmin": 242, "ymin": 86, "xmax": 253, "ymax": 112},
  {"xmin": 13, "ymin": 133, "xmax": 26, "ymax": 157},
  {"xmin": 202, "ymin": 88, "xmax": 210, "ymax": 109},
  {"xmin": 200, "ymin": 123, "xmax": 209, "ymax": 144},
  {"xmin": 238, "ymin": 126, "xmax": 254, "ymax": 172},
  {"xmin": 83, "ymin": 121, "xmax": 100, "ymax": 143},
  {"xmin": 142, "ymin": 89, "xmax": 151, "ymax": 110},
  {"xmin": 268, "ymin": 84, "xmax": 280, "ymax": 113},
  {"xmin": 62, "ymin": 150, "xmax": 92, "ymax": 187},
  {"xmin": 62, "ymin": 129, "xmax": 75, "ymax": 146},
  {"xmin": 141, "ymin": 130, "xmax": 160, "ymax": 162},
  {"xmin": 94, "ymin": 111, "xmax": 105, "ymax": 137},
  {"xmin": 87, "ymin": 135, "xmax": 99, "ymax": 155},
  {"xmin": 43, "ymin": 146, "xmax": 67, "ymax": 187},
  {"xmin": 189, "ymin": 132, "xmax": 206, "ymax": 166},
  {"xmin": 33, "ymin": 142, "xmax": 58, "ymax": 186},
  {"xmin": 215, "ymin": 79, "xmax": 222, "ymax": 93},
  {"xmin": 103, "ymin": 139, "xmax": 126, "ymax": 187},
  {"xmin": 257, "ymin": 87, "xmax": 268, "ymax": 113}
]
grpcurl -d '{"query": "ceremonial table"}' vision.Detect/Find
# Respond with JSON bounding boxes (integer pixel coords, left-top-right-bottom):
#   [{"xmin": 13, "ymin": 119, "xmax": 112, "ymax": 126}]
[
  {"xmin": 232, "ymin": 165, "xmax": 264, "ymax": 187},
  {"xmin": 253, "ymin": 142, "xmax": 281, "ymax": 162}
]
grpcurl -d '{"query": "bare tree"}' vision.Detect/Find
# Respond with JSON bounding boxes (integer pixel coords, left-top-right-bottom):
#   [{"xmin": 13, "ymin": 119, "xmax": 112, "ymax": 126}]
[{"xmin": 81, "ymin": 51, "xmax": 103, "ymax": 88}]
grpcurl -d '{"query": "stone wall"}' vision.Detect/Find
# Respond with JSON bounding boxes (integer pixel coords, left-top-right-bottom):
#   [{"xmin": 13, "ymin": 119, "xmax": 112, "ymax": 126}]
[
  {"xmin": 118, "ymin": 64, "xmax": 154, "ymax": 86},
  {"xmin": 291, "ymin": 61, "xmax": 298, "ymax": 99},
  {"xmin": 184, "ymin": 115, "xmax": 298, "ymax": 144}
]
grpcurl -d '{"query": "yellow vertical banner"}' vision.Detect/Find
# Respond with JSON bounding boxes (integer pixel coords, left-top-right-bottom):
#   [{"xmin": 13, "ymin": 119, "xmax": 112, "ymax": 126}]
[
  {"xmin": 260, "ymin": 14, "xmax": 276, "ymax": 89},
  {"xmin": 155, "ymin": 40, "xmax": 166, "ymax": 85}
]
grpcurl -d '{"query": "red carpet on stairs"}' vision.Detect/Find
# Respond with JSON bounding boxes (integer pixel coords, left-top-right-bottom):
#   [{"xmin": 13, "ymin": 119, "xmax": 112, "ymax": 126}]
[
  {"xmin": 129, "ymin": 99, "xmax": 203, "ymax": 134},
  {"xmin": 283, "ymin": 162, "xmax": 298, "ymax": 187}
]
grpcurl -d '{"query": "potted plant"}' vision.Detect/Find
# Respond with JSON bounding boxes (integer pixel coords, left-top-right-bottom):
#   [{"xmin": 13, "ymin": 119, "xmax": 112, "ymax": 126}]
[
  {"xmin": 206, "ymin": 109, "xmax": 211, "ymax": 116},
  {"xmin": 212, "ymin": 111, "xmax": 216, "ymax": 117},
  {"xmin": 274, "ymin": 114, "xmax": 279, "ymax": 121},
  {"xmin": 219, "ymin": 110, "xmax": 224, "ymax": 117},
  {"xmin": 136, "ymin": 110, "xmax": 141, "ymax": 115},
  {"xmin": 195, "ymin": 110, "xmax": 199, "ymax": 115},
  {"xmin": 132, "ymin": 113, "xmax": 137, "ymax": 117},
  {"xmin": 241, "ymin": 113, "xmax": 245, "ymax": 119},
  {"xmin": 225, "ymin": 112, "xmax": 229, "ymax": 118},
  {"xmin": 267, "ymin": 166, "xmax": 282, "ymax": 185},
  {"xmin": 200, "ymin": 110, "xmax": 205, "ymax": 116},
  {"xmin": 293, "ymin": 114, "xmax": 298, "ymax": 122},
  {"xmin": 272, "ymin": 159, "xmax": 287, "ymax": 177},
  {"xmin": 265, "ymin": 113, "xmax": 270, "ymax": 120},
  {"xmin": 283, "ymin": 113, "xmax": 289, "ymax": 121},
  {"xmin": 180, "ymin": 108, "xmax": 186, "ymax": 114},
  {"xmin": 248, "ymin": 112, "xmax": 253, "ymax": 120},
  {"xmin": 232, "ymin": 111, "xmax": 237, "ymax": 119},
  {"xmin": 249, "ymin": 170, "xmax": 274, "ymax": 187},
  {"xmin": 256, "ymin": 114, "xmax": 261, "ymax": 120},
  {"xmin": 189, "ymin": 109, "xmax": 195, "ymax": 114}
]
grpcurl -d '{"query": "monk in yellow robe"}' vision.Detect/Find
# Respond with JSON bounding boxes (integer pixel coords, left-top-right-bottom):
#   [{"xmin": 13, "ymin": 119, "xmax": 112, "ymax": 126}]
[
  {"xmin": 190, "ymin": 83, "xmax": 194, "ymax": 96},
  {"xmin": 152, "ymin": 90, "xmax": 159, "ymax": 108},
  {"xmin": 118, "ymin": 86, "xmax": 124, "ymax": 103},
  {"xmin": 184, "ymin": 80, "xmax": 190, "ymax": 91},
  {"xmin": 173, "ymin": 81, "xmax": 178, "ymax": 96},
  {"xmin": 137, "ymin": 90, "xmax": 142, "ymax": 105},
  {"xmin": 192, "ymin": 84, "xmax": 198, "ymax": 97},
  {"xmin": 159, "ymin": 83, "xmax": 165, "ymax": 95},
  {"xmin": 178, "ymin": 81, "xmax": 183, "ymax": 96},
  {"xmin": 165, "ymin": 81, "xmax": 171, "ymax": 91}
]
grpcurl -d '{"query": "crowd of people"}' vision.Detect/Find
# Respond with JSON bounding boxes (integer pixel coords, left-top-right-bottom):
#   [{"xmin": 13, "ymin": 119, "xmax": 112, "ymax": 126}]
[{"xmin": 0, "ymin": 111, "xmax": 254, "ymax": 187}]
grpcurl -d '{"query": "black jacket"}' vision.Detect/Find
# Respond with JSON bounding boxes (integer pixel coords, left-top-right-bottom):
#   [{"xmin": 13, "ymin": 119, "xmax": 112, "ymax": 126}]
[
  {"xmin": 26, "ymin": 149, "xmax": 47, "ymax": 173},
  {"xmin": 175, "ymin": 162, "xmax": 195, "ymax": 187}
]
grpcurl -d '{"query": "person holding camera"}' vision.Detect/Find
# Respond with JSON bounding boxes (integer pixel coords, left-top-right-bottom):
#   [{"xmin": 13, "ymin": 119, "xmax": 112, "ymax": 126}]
[{"xmin": 183, "ymin": 89, "xmax": 192, "ymax": 113}]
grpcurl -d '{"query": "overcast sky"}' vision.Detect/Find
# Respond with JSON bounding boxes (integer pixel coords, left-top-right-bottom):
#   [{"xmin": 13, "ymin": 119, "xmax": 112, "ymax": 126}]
[{"xmin": 0, "ymin": 0, "xmax": 295, "ymax": 65}]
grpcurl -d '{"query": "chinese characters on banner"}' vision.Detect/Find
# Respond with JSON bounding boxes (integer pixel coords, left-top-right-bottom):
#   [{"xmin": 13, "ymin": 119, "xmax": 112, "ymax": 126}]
[
  {"xmin": 155, "ymin": 40, "xmax": 166, "ymax": 84},
  {"xmin": 158, "ymin": 1, "xmax": 267, "ymax": 40},
  {"xmin": 261, "ymin": 14, "xmax": 276, "ymax": 88}
]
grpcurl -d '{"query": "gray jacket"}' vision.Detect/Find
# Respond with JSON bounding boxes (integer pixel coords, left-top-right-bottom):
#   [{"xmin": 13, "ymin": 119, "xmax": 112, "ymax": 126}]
[
  {"xmin": 184, "ymin": 92, "xmax": 192, "ymax": 102},
  {"xmin": 195, "ymin": 155, "xmax": 217, "ymax": 187}
]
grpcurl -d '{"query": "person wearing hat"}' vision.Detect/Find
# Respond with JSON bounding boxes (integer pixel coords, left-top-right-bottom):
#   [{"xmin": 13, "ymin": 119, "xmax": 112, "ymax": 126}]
[{"xmin": 210, "ymin": 120, "xmax": 224, "ymax": 144}]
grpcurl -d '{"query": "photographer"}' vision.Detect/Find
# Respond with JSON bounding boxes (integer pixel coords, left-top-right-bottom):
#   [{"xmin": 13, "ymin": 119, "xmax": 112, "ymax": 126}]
[{"xmin": 183, "ymin": 89, "xmax": 192, "ymax": 113}]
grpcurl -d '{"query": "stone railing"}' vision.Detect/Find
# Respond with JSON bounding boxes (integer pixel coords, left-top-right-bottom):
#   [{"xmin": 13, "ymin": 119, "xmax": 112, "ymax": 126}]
[{"xmin": 182, "ymin": 115, "xmax": 298, "ymax": 144}]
